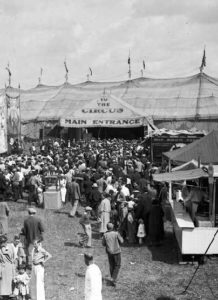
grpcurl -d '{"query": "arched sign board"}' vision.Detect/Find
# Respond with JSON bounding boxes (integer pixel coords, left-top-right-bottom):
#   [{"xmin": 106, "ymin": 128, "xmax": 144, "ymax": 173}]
[{"xmin": 60, "ymin": 93, "xmax": 147, "ymax": 128}]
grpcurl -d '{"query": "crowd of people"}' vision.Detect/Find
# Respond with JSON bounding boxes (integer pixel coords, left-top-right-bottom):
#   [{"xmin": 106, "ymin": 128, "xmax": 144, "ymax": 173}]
[
  {"xmin": 0, "ymin": 205, "xmax": 51, "ymax": 300},
  {"xmin": 0, "ymin": 137, "xmax": 168, "ymax": 299}
]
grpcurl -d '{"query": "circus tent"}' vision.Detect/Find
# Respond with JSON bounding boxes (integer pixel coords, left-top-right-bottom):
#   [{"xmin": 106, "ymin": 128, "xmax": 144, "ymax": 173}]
[{"xmin": 4, "ymin": 71, "xmax": 218, "ymax": 138}]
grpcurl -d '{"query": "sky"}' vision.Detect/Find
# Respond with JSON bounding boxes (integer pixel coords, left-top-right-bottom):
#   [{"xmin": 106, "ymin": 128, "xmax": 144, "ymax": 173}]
[{"xmin": 0, "ymin": 0, "xmax": 218, "ymax": 89}]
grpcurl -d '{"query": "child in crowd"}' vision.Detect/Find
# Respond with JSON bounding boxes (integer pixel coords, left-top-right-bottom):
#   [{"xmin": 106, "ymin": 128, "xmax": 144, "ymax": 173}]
[
  {"xmin": 137, "ymin": 218, "xmax": 146, "ymax": 245},
  {"xmin": 11, "ymin": 235, "xmax": 26, "ymax": 268},
  {"xmin": 11, "ymin": 263, "xmax": 30, "ymax": 300}
]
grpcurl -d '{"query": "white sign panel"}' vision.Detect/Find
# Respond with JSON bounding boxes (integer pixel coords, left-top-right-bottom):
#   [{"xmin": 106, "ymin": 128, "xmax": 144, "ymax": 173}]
[
  {"xmin": 60, "ymin": 93, "xmax": 146, "ymax": 127},
  {"xmin": 60, "ymin": 117, "xmax": 145, "ymax": 128}
]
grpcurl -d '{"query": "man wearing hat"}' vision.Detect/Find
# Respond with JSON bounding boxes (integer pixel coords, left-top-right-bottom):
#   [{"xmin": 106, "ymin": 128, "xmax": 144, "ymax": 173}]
[
  {"xmin": 22, "ymin": 208, "xmax": 44, "ymax": 268},
  {"xmin": 102, "ymin": 222, "xmax": 123, "ymax": 287},
  {"xmin": 84, "ymin": 253, "xmax": 102, "ymax": 300}
]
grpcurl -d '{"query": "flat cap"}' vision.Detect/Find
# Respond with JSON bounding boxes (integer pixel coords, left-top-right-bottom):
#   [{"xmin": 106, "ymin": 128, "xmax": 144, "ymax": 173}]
[
  {"xmin": 28, "ymin": 207, "xmax": 37, "ymax": 214},
  {"xmin": 85, "ymin": 206, "xmax": 92, "ymax": 211},
  {"xmin": 84, "ymin": 253, "xmax": 93, "ymax": 260}
]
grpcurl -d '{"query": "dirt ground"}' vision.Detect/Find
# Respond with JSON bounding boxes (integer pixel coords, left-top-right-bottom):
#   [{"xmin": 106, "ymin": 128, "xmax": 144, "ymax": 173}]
[{"xmin": 7, "ymin": 201, "xmax": 218, "ymax": 300}]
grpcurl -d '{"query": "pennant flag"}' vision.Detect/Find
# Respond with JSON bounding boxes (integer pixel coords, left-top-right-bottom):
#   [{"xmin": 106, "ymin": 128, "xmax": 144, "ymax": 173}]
[
  {"xmin": 128, "ymin": 56, "xmax": 131, "ymax": 65},
  {"xmin": 40, "ymin": 68, "xmax": 43, "ymax": 76},
  {"xmin": 200, "ymin": 48, "xmax": 206, "ymax": 72},
  {"xmin": 143, "ymin": 60, "xmax": 145, "ymax": 70},
  {"xmin": 5, "ymin": 66, "xmax": 11, "ymax": 77},
  {"xmin": 0, "ymin": 94, "xmax": 8, "ymax": 153},
  {"xmin": 202, "ymin": 48, "xmax": 206, "ymax": 67},
  {"xmin": 64, "ymin": 61, "xmax": 68, "ymax": 73},
  {"xmin": 89, "ymin": 67, "xmax": 92, "ymax": 76}
]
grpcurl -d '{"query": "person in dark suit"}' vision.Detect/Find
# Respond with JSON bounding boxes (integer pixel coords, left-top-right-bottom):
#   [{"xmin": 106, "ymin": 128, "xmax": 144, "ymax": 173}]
[
  {"xmin": 22, "ymin": 208, "xmax": 44, "ymax": 268},
  {"xmin": 68, "ymin": 177, "xmax": 81, "ymax": 217},
  {"xmin": 135, "ymin": 187, "xmax": 153, "ymax": 236}
]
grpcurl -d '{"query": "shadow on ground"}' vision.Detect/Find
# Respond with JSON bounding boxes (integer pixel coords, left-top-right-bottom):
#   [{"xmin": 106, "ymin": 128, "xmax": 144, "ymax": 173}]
[
  {"xmin": 147, "ymin": 231, "xmax": 179, "ymax": 265},
  {"xmin": 64, "ymin": 241, "xmax": 81, "ymax": 248},
  {"xmin": 156, "ymin": 297, "xmax": 176, "ymax": 300}
]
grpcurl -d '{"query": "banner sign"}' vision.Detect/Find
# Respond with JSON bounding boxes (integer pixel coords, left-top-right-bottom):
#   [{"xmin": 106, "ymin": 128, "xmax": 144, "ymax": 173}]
[
  {"xmin": 60, "ymin": 117, "xmax": 145, "ymax": 128},
  {"xmin": 60, "ymin": 92, "xmax": 146, "ymax": 128},
  {"xmin": 214, "ymin": 179, "xmax": 218, "ymax": 226},
  {"xmin": 151, "ymin": 135, "xmax": 204, "ymax": 144},
  {"xmin": 0, "ymin": 94, "xmax": 8, "ymax": 153},
  {"xmin": 6, "ymin": 94, "xmax": 21, "ymax": 137}
]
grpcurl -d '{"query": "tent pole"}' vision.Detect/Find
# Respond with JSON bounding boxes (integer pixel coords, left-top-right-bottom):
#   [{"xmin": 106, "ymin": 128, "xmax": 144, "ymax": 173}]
[
  {"xmin": 98, "ymin": 127, "xmax": 101, "ymax": 139},
  {"xmin": 169, "ymin": 160, "xmax": 173, "ymax": 205}
]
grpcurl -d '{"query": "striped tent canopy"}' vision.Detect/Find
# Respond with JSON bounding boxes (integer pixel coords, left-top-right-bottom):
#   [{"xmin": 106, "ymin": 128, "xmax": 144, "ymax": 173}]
[
  {"xmin": 5, "ymin": 72, "xmax": 218, "ymax": 124},
  {"xmin": 153, "ymin": 168, "xmax": 208, "ymax": 182}
]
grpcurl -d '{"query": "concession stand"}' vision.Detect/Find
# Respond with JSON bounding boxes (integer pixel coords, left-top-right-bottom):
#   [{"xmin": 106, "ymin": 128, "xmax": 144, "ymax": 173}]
[
  {"xmin": 153, "ymin": 130, "xmax": 218, "ymax": 256},
  {"xmin": 153, "ymin": 168, "xmax": 218, "ymax": 255},
  {"xmin": 143, "ymin": 129, "xmax": 205, "ymax": 163}
]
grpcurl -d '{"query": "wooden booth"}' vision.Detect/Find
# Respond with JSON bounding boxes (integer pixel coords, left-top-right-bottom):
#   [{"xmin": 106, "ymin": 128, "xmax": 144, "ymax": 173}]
[{"xmin": 153, "ymin": 167, "xmax": 218, "ymax": 256}]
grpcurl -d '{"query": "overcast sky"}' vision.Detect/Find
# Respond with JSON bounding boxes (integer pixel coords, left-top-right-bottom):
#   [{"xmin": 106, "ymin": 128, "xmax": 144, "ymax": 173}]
[{"xmin": 0, "ymin": 0, "xmax": 218, "ymax": 88}]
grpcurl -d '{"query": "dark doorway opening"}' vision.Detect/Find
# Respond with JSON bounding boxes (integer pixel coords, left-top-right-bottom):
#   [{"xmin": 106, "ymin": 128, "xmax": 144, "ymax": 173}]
[{"xmin": 88, "ymin": 126, "xmax": 144, "ymax": 139}]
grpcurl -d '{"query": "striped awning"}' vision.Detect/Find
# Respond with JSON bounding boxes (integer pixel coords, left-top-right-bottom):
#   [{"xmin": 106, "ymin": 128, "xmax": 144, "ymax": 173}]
[{"xmin": 153, "ymin": 168, "xmax": 208, "ymax": 182}]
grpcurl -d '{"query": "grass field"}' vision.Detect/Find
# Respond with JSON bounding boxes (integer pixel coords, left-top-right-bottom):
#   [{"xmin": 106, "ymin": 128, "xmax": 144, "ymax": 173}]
[{"xmin": 7, "ymin": 201, "xmax": 218, "ymax": 300}]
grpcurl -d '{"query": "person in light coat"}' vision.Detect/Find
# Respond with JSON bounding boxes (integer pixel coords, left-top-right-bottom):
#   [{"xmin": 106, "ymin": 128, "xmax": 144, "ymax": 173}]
[
  {"xmin": 84, "ymin": 253, "xmax": 102, "ymax": 300},
  {"xmin": 99, "ymin": 193, "xmax": 111, "ymax": 234}
]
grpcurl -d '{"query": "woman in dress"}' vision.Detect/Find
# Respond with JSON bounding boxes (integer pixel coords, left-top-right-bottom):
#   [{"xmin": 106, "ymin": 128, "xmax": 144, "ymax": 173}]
[
  {"xmin": 99, "ymin": 193, "xmax": 111, "ymax": 234},
  {"xmin": 59, "ymin": 174, "xmax": 67, "ymax": 204}
]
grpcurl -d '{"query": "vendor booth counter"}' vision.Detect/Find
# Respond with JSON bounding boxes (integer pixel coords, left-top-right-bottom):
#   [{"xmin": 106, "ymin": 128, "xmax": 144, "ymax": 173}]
[
  {"xmin": 153, "ymin": 168, "xmax": 218, "ymax": 256},
  {"xmin": 171, "ymin": 201, "xmax": 218, "ymax": 255}
]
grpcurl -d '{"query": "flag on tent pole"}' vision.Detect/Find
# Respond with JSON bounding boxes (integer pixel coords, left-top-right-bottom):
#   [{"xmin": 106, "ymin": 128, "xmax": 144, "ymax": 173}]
[
  {"xmin": 143, "ymin": 60, "xmax": 145, "ymax": 70},
  {"xmin": 64, "ymin": 60, "xmax": 68, "ymax": 82},
  {"xmin": 38, "ymin": 68, "xmax": 43, "ymax": 84},
  {"xmin": 64, "ymin": 61, "xmax": 69, "ymax": 73},
  {"xmin": 89, "ymin": 67, "xmax": 92, "ymax": 76},
  {"xmin": 202, "ymin": 48, "xmax": 206, "ymax": 67},
  {"xmin": 5, "ymin": 63, "xmax": 12, "ymax": 87},
  {"xmin": 128, "ymin": 50, "xmax": 131, "ymax": 79},
  {"xmin": 0, "ymin": 94, "xmax": 8, "ymax": 153},
  {"xmin": 200, "ymin": 48, "xmax": 206, "ymax": 72},
  {"xmin": 5, "ymin": 66, "xmax": 11, "ymax": 76}
]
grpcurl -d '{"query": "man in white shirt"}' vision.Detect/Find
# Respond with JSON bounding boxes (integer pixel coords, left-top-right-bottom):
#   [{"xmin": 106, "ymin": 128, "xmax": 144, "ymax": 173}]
[
  {"xmin": 84, "ymin": 253, "xmax": 102, "ymax": 300},
  {"xmin": 120, "ymin": 182, "xmax": 130, "ymax": 199}
]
